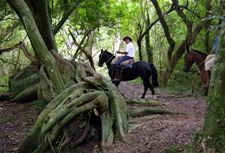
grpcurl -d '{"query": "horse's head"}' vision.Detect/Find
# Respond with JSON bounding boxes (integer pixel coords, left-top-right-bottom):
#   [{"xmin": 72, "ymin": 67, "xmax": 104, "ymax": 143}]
[
  {"xmin": 98, "ymin": 49, "xmax": 114, "ymax": 67},
  {"xmin": 183, "ymin": 51, "xmax": 194, "ymax": 72},
  {"xmin": 98, "ymin": 49, "xmax": 108, "ymax": 67}
]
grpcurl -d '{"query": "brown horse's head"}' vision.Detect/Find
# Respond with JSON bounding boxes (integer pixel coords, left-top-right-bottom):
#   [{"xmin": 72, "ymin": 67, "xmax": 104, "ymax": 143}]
[{"xmin": 183, "ymin": 51, "xmax": 194, "ymax": 72}]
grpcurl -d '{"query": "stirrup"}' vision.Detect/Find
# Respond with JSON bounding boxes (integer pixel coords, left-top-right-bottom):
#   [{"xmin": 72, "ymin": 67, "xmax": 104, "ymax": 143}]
[
  {"xmin": 112, "ymin": 78, "xmax": 120, "ymax": 82},
  {"xmin": 201, "ymin": 85, "xmax": 209, "ymax": 88}
]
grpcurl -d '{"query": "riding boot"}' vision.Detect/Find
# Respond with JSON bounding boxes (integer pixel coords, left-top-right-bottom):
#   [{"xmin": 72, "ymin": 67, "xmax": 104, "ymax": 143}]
[
  {"xmin": 202, "ymin": 70, "xmax": 210, "ymax": 88},
  {"xmin": 112, "ymin": 65, "xmax": 115, "ymax": 79},
  {"xmin": 112, "ymin": 70, "xmax": 121, "ymax": 81}
]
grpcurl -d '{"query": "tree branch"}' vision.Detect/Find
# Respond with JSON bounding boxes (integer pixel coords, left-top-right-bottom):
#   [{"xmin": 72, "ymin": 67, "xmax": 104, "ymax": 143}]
[
  {"xmin": 151, "ymin": 0, "xmax": 175, "ymax": 61},
  {"xmin": 53, "ymin": 0, "xmax": 83, "ymax": 35},
  {"xmin": 0, "ymin": 42, "xmax": 21, "ymax": 55},
  {"xmin": 68, "ymin": 29, "xmax": 95, "ymax": 70},
  {"xmin": 20, "ymin": 42, "xmax": 39, "ymax": 65}
]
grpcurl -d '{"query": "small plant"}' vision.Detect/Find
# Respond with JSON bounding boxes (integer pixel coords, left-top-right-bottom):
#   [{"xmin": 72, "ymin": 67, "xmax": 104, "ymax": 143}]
[
  {"xmin": 1, "ymin": 117, "xmax": 12, "ymax": 124},
  {"xmin": 32, "ymin": 99, "xmax": 46, "ymax": 112}
]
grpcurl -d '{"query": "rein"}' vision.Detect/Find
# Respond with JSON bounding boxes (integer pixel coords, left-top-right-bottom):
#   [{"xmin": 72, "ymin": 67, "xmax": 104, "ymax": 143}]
[
  {"xmin": 185, "ymin": 50, "xmax": 206, "ymax": 72},
  {"xmin": 106, "ymin": 55, "xmax": 114, "ymax": 64},
  {"xmin": 100, "ymin": 51, "xmax": 114, "ymax": 65},
  {"xmin": 197, "ymin": 60, "xmax": 205, "ymax": 67},
  {"xmin": 187, "ymin": 61, "xmax": 204, "ymax": 72}
]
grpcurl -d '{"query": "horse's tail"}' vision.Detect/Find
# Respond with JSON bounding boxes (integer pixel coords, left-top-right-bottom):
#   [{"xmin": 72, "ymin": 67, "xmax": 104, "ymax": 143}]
[{"xmin": 150, "ymin": 63, "xmax": 159, "ymax": 87}]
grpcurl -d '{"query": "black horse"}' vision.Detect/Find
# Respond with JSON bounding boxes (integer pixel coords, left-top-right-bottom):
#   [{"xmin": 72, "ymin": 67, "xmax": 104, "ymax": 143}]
[{"xmin": 98, "ymin": 49, "xmax": 159, "ymax": 99}]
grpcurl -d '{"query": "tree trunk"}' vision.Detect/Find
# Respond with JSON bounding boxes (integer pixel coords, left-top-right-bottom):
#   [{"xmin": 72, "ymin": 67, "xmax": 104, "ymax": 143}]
[
  {"xmin": 145, "ymin": 34, "xmax": 153, "ymax": 63},
  {"xmin": 24, "ymin": 0, "xmax": 58, "ymax": 52},
  {"xmin": 145, "ymin": 12, "xmax": 153, "ymax": 63},
  {"xmin": 7, "ymin": 1, "xmax": 128, "ymax": 153},
  {"xmin": 193, "ymin": 26, "xmax": 225, "ymax": 152},
  {"xmin": 137, "ymin": 39, "xmax": 142, "ymax": 60},
  {"xmin": 205, "ymin": 0, "xmax": 211, "ymax": 54},
  {"xmin": 7, "ymin": 0, "xmax": 66, "ymax": 94}
]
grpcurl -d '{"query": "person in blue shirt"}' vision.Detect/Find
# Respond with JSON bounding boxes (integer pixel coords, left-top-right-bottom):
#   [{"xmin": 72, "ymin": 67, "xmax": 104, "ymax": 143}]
[{"xmin": 202, "ymin": 27, "xmax": 221, "ymax": 88}]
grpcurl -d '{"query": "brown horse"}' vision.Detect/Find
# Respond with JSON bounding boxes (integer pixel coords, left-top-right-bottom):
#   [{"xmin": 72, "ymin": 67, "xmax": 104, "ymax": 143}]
[{"xmin": 183, "ymin": 50, "xmax": 208, "ymax": 85}]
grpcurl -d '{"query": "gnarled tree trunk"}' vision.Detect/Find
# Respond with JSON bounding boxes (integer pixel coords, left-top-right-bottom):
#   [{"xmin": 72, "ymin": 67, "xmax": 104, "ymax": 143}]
[{"xmin": 6, "ymin": 0, "xmax": 128, "ymax": 153}]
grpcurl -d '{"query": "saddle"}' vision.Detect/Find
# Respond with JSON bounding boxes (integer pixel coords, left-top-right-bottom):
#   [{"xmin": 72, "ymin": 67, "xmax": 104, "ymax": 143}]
[
  {"xmin": 111, "ymin": 56, "xmax": 134, "ymax": 70},
  {"xmin": 120, "ymin": 59, "xmax": 134, "ymax": 70}
]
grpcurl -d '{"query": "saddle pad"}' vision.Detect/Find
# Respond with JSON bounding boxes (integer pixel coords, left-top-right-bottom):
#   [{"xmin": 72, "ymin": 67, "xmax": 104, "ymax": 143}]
[
  {"xmin": 111, "ymin": 56, "xmax": 122, "ymax": 65},
  {"xmin": 121, "ymin": 63, "xmax": 132, "ymax": 70},
  {"xmin": 120, "ymin": 59, "xmax": 134, "ymax": 66}
]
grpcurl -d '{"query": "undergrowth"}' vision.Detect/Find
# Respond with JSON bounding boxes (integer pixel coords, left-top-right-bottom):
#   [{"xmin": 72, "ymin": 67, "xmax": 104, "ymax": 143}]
[{"xmin": 32, "ymin": 99, "xmax": 46, "ymax": 112}]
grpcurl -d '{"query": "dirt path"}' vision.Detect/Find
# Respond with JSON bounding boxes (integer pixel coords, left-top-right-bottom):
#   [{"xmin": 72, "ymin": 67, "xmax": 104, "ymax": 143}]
[{"xmin": 0, "ymin": 81, "xmax": 207, "ymax": 153}]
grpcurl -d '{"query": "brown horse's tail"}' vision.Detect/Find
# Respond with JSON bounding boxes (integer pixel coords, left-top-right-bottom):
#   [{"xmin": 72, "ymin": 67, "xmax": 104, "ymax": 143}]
[{"xmin": 150, "ymin": 63, "xmax": 159, "ymax": 87}]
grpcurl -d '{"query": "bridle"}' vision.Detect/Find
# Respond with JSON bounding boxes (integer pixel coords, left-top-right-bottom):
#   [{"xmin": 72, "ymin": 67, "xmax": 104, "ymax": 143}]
[
  {"xmin": 106, "ymin": 55, "xmax": 114, "ymax": 64},
  {"xmin": 184, "ymin": 54, "xmax": 204, "ymax": 72},
  {"xmin": 99, "ymin": 51, "xmax": 114, "ymax": 65},
  {"xmin": 197, "ymin": 60, "xmax": 205, "ymax": 67}
]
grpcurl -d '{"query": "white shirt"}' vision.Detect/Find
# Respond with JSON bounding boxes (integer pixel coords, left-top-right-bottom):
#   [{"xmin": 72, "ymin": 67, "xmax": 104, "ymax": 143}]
[{"xmin": 125, "ymin": 42, "xmax": 135, "ymax": 57}]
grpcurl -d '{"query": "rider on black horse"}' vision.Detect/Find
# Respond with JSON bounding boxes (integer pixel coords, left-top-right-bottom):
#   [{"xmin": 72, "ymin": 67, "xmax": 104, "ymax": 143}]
[{"xmin": 112, "ymin": 36, "xmax": 135, "ymax": 81}]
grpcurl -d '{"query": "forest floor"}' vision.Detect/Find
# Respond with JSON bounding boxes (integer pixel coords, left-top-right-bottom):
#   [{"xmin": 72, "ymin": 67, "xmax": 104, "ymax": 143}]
[{"xmin": 0, "ymin": 81, "xmax": 207, "ymax": 153}]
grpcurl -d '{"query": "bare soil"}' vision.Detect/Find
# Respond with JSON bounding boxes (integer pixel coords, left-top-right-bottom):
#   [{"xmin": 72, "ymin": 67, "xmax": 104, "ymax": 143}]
[{"xmin": 0, "ymin": 81, "xmax": 206, "ymax": 153}]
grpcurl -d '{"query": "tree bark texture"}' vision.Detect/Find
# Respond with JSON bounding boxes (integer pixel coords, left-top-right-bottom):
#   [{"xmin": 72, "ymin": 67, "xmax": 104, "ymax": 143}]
[
  {"xmin": 24, "ymin": 0, "xmax": 58, "ymax": 52},
  {"xmin": 193, "ymin": 27, "xmax": 225, "ymax": 152},
  {"xmin": 9, "ymin": 65, "xmax": 40, "ymax": 102},
  {"xmin": 7, "ymin": 0, "xmax": 66, "ymax": 94}
]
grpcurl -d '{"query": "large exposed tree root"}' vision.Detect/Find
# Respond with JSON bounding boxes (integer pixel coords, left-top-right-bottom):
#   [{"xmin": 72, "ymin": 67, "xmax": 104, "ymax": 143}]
[
  {"xmin": 125, "ymin": 98, "xmax": 168, "ymax": 106},
  {"xmin": 128, "ymin": 107, "xmax": 187, "ymax": 118},
  {"xmin": 157, "ymin": 94, "xmax": 194, "ymax": 98},
  {"xmin": 8, "ymin": 65, "xmax": 40, "ymax": 102},
  {"xmin": 15, "ymin": 60, "xmax": 128, "ymax": 153},
  {"xmin": 128, "ymin": 115, "xmax": 160, "ymax": 124},
  {"xmin": 127, "ymin": 107, "xmax": 188, "ymax": 134},
  {"xmin": 18, "ymin": 83, "xmax": 109, "ymax": 153}
]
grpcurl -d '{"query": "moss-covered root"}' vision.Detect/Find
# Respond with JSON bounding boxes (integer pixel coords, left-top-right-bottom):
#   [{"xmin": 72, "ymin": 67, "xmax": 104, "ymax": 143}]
[
  {"xmin": 100, "ymin": 112, "xmax": 114, "ymax": 153},
  {"xmin": 17, "ymin": 83, "xmax": 108, "ymax": 153},
  {"xmin": 128, "ymin": 107, "xmax": 187, "ymax": 118},
  {"xmin": 9, "ymin": 65, "xmax": 40, "ymax": 102},
  {"xmin": 83, "ymin": 74, "xmax": 128, "ymax": 143},
  {"xmin": 99, "ymin": 75, "xmax": 128, "ymax": 143},
  {"xmin": 125, "ymin": 98, "xmax": 169, "ymax": 106},
  {"xmin": 128, "ymin": 115, "xmax": 160, "ymax": 124}
]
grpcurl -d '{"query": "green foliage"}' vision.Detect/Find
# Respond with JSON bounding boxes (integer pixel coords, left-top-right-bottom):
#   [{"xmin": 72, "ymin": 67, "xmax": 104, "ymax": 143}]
[
  {"xmin": 0, "ymin": 75, "xmax": 9, "ymax": 94},
  {"xmin": 166, "ymin": 70, "xmax": 206, "ymax": 96},
  {"xmin": 32, "ymin": 100, "xmax": 46, "ymax": 112},
  {"xmin": 1, "ymin": 0, "xmax": 223, "ymax": 92},
  {"xmin": 1, "ymin": 117, "xmax": 12, "ymax": 124},
  {"xmin": 162, "ymin": 143, "xmax": 197, "ymax": 153}
]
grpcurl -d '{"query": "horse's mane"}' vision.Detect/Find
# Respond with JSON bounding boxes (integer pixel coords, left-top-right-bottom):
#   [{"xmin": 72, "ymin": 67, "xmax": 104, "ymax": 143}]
[
  {"xmin": 191, "ymin": 50, "xmax": 207, "ymax": 57},
  {"xmin": 104, "ymin": 50, "xmax": 114, "ymax": 56}
]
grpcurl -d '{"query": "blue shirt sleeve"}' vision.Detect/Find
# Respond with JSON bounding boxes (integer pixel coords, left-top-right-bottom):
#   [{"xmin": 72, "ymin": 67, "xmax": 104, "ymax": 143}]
[{"xmin": 214, "ymin": 35, "xmax": 219, "ymax": 53}]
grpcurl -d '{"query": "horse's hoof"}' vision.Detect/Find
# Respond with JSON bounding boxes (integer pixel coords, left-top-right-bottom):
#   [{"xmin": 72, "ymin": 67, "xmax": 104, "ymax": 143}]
[{"xmin": 153, "ymin": 95, "xmax": 157, "ymax": 99}]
